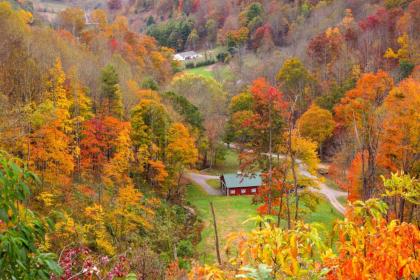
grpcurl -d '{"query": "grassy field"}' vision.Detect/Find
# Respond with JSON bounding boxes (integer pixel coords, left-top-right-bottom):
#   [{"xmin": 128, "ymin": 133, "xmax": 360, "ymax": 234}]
[
  {"xmin": 187, "ymin": 183, "xmax": 343, "ymax": 264},
  {"xmin": 206, "ymin": 179, "xmax": 220, "ymax": 189},
  {"xmin": 186, "ymin": 183, "xmax": 259, "ymax": 264},
  {"xmin": 188, "ymin": 147, "xmax": 343, "ymax": 263},
  {"xmin": 203, "ymin": 149, "xmax": 240, "ymax": 175},
  {"xmin": 305, "ymin": 197, "xmax": 342, "ymax": 229},
  {"xmin": 185, "ymin": 66, "xmax": 214, "ymax": 78},
  {"xmin": 337, "ymin": 195, "xmax": 348, "ymax": 207}
]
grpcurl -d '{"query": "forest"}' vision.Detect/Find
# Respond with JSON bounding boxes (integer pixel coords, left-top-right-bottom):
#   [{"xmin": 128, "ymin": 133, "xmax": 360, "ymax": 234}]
[{"xmin": 0, "ymin": 0, "xmax": 419, "ymax": 279}]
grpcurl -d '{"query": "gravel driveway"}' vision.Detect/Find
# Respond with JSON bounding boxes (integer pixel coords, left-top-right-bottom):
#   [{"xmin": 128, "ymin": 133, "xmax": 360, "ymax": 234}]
[{"xmin": 186, "ymin": 172, "xmax": 222, "ymax": 195}]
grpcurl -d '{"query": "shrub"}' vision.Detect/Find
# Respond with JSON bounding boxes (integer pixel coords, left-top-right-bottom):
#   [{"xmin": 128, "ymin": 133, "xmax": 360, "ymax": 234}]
[
  {"xmin": 400, "ymin": 60, "xmax": 414, "ymax": 79},
  {"xmin": 177, "ymin": 239, "xmax": 193, "ymax": 258}
]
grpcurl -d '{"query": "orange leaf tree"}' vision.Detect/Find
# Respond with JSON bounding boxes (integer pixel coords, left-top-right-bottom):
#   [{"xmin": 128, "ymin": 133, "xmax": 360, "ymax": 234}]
[
  {"xmin": 325, "ymin": 198, "xmax": 420, "ymax": 280},
  {"xmin": 334, "ymin": 71, "xmax": 393, "ymax": 200}
]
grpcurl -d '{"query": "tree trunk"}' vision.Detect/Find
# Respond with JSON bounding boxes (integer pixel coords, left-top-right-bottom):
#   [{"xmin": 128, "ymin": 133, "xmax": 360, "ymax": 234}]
[
  {"xmin": 286, "ymin": 188, "xmax": 291, "ymax": 229},
  {"xmin": 288, "ymin": 115, "xmax": 299, "ymax": 222},
  {"xmin": 277, "ymin": 177, "xmax": 286, "ymax": 227},
  {"xmin": 291, "ymin": 154, "xmax": 298, "ymax": 221},
  {"xmin": 210, "ymin": 202, "xmax": 222, "ymax": 265},
  {"xmin": 267, "ymin": 97, "xmax": 273, "ymax": 215},
  {"xmin": 399, "ymin": 197, "xmax": 405, "ymax": 222},
  {"xmin": 408, "ymin": 204, "xmax": 415, "ymax": 223},
  {"xmin": 361, "ymin": 148, "xmax": 368, "ymax": 200},
  {"xmin": 366, "ymin": 146, "xmax": 377, "ymax": 199}
]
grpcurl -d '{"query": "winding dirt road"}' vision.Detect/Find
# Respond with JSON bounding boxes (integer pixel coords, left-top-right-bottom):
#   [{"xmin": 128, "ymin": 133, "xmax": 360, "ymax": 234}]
[
  {"xmin": 186, "ymin": 172, "xmax": 221, "ymax": 195},
  {"xmin": 297, "ymin": 160, "xmax": 347, "ymax": 214}
]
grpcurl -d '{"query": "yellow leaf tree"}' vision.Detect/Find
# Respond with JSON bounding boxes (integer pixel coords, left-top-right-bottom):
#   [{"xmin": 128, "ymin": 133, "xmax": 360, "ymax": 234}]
[
  {"xmin": 166, "ymin": 122, "xmax": 198, "ymax": 200},
  {"xmin": 297, "ymin": 104, "xmax": 335, "ymax": 157}
]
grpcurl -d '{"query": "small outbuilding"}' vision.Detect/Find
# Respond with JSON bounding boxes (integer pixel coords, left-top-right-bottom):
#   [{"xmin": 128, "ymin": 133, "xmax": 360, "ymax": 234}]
[
  {"xmin": 220, "ymin": 172, "xmax": 262, "ymax": 196},
  {"xmin": 173, "ymin": 51, "xmax": 202, "ymax": 61}
]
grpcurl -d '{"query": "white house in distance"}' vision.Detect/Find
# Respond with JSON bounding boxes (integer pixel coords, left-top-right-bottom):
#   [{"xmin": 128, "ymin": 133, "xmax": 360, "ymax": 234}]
[{"xmin": 173, "ymin": 51, "xmax": 202, "ymax": 61}]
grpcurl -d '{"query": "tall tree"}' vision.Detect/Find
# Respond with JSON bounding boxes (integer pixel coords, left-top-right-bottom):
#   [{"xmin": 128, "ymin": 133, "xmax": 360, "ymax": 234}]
[
  {"xmin": 169, "ymin": 74, "xmax": 226, "ymax": 168},
  {"xmin": 100, "ymin": 64, "xmax": 123, "ymax": 118},
  {"xmin": 307, "ymin": 27, "xmax": 343, "ymax": 80},
  {"xmin": 297, "ymin": 104, "xmax": 335, "ymax": 158},
  {"xmin": 23, "ymin": 59, "xmax": 74, "ymax": 190},
  {"xmin": 334, "ymin": 71, "xmax": 393, "ymax": 200},
  {"xmin": 276, "ymin": 57, "xmax": 315, "ymax": 115},
  {"xmin": 80, "ymin": 116, "xmax": 124, "ymax": 203},
  {"xmin": 166, "ymin": 123, "xmax": 198, "ymax": 201},
  {"xmin": 130, "ymin": 99, "xmax": 170, "ymax": 160},
  {"xmin": 378, "ymin": 78, "xmax": 420, "ymax": 175},
  {"xmin": 58, "ymin": 7, "xmax": 86, "ymax": 36},
  {"xmin": 241, "ymin": 78, "xmax": 288, "ymax": 215}
]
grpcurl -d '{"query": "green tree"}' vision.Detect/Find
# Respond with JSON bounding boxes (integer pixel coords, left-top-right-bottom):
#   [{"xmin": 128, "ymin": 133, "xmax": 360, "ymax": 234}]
[
  {"xmin": 100, "ymin": 64, "xmax": 123, "ymax": 118},
  {"xmin": 276, "ymin": 57, "xmax": 315, "ymax": 113},
  {"xmin": 205, "ymin": 19, "xmax": 217, "ymax": 47},
  {"xmin": 239, "ymin": 2, "xmax": 264, "ymax": 31},
  {"xmin": 0, "ymin": 152, "xmax": 62, "ymax": 279},
  {"xmin": 381, "ymin": 172, "xmax": 419, "ymax": 222},
  {"xmin": 170, "ymin": 74, "xmax": 227, "ymax": 167},
  {"xmin": 163, "ymin": 91, "xmax": 203, "ymax": 132},
  {"xmin": 229, "ymin": 91, "xmax": 254, "ymax": 113},
  {"xmin": 225, "ymin": 91, "xmax": 254, "ymax": 145},
  {"xmin": 131, "ymin": 99, "xmax": 170, "ymax": 158},
  {"xmin": 186, "ymin": 28, "xmax": 199, "ymax": 50}
]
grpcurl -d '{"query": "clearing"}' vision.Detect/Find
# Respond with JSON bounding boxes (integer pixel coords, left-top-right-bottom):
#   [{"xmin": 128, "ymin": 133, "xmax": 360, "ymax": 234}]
[
  {"xmin": 185, "ymin": 65, "xmax": 215, "ymax": 78},
  {"xmin": 186, "ymin": 183, "xmax": 260, "ymax": 264},
  {"xmin": 186, "ymin": 147, "xmax": 344, "ymax": 263},
  {"xmin": 186, "ymin": 183, "xmax": 342, "ymax": 264}
]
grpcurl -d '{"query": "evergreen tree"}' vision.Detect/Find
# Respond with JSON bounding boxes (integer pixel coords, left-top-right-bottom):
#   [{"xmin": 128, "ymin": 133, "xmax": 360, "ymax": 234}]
[{"xmin": 100, "ymin": 64, "xmax": 123, "ymax": 118}]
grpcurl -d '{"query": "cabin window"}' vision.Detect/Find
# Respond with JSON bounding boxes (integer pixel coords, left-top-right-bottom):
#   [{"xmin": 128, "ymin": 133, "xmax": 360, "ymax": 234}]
[
  {"xmin": 251, "ymin": 188, "xmax": 256, "ymax": 193},
  {"xmin": 230, "ymin": 190, "xmax": 235, "ymax": 194},
  {"xmin": 241, "ymin": 189, "xmax": 246, "ymax": 194}
]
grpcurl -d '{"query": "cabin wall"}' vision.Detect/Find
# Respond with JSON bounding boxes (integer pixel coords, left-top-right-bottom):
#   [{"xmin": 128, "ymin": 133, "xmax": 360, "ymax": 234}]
[{"xmin": 226, "ymin": 186, "xmax": 259, "ymax": 196}]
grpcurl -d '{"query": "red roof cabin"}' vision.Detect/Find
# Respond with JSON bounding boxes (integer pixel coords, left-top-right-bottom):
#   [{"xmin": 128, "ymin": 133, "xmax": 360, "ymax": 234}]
[{"xmin": 220, "ymin": 172, "xmax": 262, "ymax": 196}]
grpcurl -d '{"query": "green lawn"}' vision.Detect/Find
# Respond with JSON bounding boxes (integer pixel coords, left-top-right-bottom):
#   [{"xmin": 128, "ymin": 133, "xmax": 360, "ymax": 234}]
[
  {"xmin": 337, "ymin": 195, "xmax": 348, "ymax": 207},
  {"xmin": 185, "ymin": 66, "xmax": 214, "ymax": 78},
  {"xmin": 305, "ymin": 197, "xmax": 342, "ymax": 230},
  {"xmin": 206, "ymin": 179, "xmax": 220, "ymax": 189},
  {"xmin": 186, "ymin": 184, "xmax": 259, "ymax": 264},
  {"xmin": 203, "ymin": 149, "xmax": 240, "ymax": 175},
  {"xmin": 187, "ymin": 183, "xmax": 343, "ymax": 264}
]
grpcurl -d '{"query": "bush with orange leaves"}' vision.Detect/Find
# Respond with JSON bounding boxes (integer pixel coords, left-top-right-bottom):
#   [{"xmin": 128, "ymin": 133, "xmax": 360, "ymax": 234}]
[{"xmin": 325, "ymin": 199, "xmax": 420, "ymax": 280}]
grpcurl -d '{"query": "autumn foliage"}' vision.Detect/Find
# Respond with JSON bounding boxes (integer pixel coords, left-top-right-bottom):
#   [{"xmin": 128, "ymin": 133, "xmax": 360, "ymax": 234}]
[{"xmin": 1, "ymin": 0, "xmax": 420, "ymax": 278}]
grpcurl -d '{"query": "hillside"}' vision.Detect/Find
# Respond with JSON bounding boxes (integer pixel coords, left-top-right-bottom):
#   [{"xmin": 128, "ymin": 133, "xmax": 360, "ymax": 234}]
[{"xmin": 0, "ymin": 0, "xmax": 419, "ymax": 279}]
